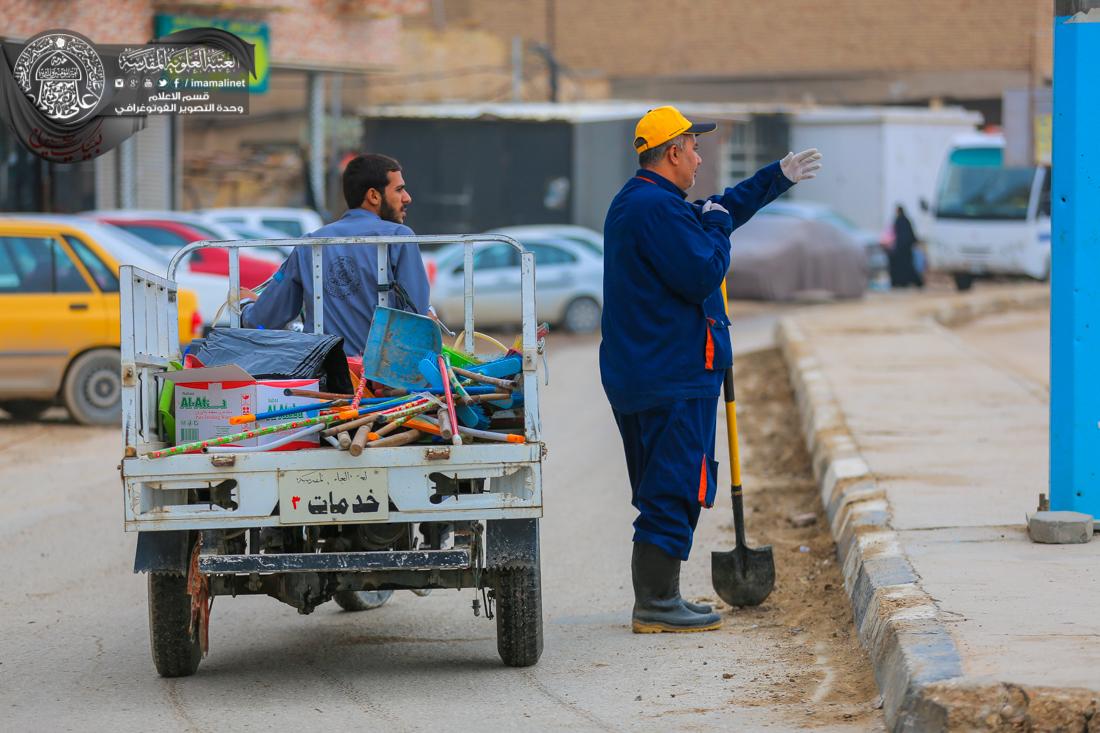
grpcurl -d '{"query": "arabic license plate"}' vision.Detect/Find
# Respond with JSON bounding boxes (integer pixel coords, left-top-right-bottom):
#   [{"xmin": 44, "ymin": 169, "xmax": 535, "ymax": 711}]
[{"xmin": 277, "ymin": 468, "xmax": 389, "ymax": 524}]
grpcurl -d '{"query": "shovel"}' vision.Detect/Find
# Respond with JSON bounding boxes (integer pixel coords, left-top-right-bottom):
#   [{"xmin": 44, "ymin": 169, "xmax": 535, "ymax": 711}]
[
  {"xmin": 360, "ymin": 307, "xmax": 442, "ymax": 391},
  {"xmin": 711, "ymin": 284, "xmax": 775, "ymax": 607}
]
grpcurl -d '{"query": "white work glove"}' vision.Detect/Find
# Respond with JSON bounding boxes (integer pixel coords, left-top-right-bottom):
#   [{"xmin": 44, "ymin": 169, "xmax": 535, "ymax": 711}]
[
  {"xmin": 779, "ymin": 148, "xmax": 822, "ymax": 183},
  {"xmin": 702, "ymin": 200, "xmax": 729, "ymax": 216}
]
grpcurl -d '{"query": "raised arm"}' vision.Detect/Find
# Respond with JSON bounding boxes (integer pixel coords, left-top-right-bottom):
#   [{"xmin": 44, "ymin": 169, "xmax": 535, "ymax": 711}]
[{"xmin": 714, "ymin": 150, "xmax": 821, "ymax": 228}]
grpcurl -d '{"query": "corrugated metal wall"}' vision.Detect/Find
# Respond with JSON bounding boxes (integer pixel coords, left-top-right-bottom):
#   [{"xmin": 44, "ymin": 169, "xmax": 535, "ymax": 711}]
[{"xmin": 361, "ymin": 117, "xmax": 574, "ymax": 234}]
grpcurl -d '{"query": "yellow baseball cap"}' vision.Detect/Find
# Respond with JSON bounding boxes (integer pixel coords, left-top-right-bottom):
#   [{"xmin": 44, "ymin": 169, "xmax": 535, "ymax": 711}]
[{"xmin": 633, "ymin": 105, "xmax": 717, "ymax": 153}]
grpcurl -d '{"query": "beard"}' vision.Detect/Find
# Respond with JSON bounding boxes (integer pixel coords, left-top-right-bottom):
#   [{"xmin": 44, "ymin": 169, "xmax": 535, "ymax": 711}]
[{"xmin": 380, "ymin": 197, "xmax": 404, "ymax": 224}]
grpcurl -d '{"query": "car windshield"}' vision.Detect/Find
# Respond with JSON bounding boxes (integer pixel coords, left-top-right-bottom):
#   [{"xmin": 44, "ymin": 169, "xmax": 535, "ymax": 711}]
[
  {"xmin": 83, "ymin": 222, "xmax": 171, "ymax": 262},
  {"xmin": 557, "ymin": 234, "xmax": 602, "ymax": 256},
  {"xmin": 261, "ymin": 219, "xmax": 304, "ymax": 236},
  {"xmin": 229, "ymin": 225, "xmax": 281, "ymax": 240},
  {"xmin": 184, "ymin": 221, "xmax": 223, "ymax": 239},
  {"xmin": 116, "ymin": 223, "xmax": 190, "ymax": 248},
  {"xmin": 500, "ymin": 229, "xmax": 602, "ymax": 255},
  {"xmin": 73, "ymin": 221, "xmax": 176, "ymax": 276},
  {"xmin": 437, "ymin": 241, "xmax": 516, "ymax": 270},
  {"xmin": 936, "ymin": 148, "xmax": 1036, "ymax": 221}
]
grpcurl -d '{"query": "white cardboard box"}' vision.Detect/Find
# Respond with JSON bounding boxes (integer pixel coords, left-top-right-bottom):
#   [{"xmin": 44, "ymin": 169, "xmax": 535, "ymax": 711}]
[
  {"xmin": 250, "ymin": 378, "xmax": 322, "ymax": 449},
  {"xmin": 168, "ymin": 366, "xmax": 321, "ymax": 449}
]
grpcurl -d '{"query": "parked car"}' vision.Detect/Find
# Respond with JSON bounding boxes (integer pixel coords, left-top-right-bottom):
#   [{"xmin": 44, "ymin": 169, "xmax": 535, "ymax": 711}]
[
  {"xmin": 85, "ymin": 209, "xmax": 287, "ymax": 263},
  {"xmin": 428, "ymin": 236, "xmax": 603, "ymax": 333},
  {"xmin": 54, "ymin": 217, "xmax": 232, "ymax": 327},
  {"xmin": 214, "ymin": 222, "xmax": 294, "ymax": 255},
  {"xmin": 93, "ymin": 217, "xmax": 278, "ymax": 289},
  {"xmin": 202, "ymin": 207, "xmax": 324, "ymax": 238},
  {"xmin": 0, "ymin": 215, "xmax": 203, "ymax": 424},
  {"xmin": 726, "ymin": 215, "xmax": 868, "ymax": 301},
  {"xmin": 758, "ymin": 200, "xmax": 886, "ymax": 275},
  {"xmin": 486, "ymin": 225, "xmax": 604, "ymax": 256}
]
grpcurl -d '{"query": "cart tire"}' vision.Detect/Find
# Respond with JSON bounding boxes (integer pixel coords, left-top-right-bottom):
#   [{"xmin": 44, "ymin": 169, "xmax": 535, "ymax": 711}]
[
  {"xmin": 333, "ymin": 590, "xmax": 393, "ymax": 611},
  {"xmin": 494, "ymin": 564, "xmax": 543, "ymax": 667},
  {"xmin": 148, "ymin": 573, "xmax": 201, "ymax": 678}
]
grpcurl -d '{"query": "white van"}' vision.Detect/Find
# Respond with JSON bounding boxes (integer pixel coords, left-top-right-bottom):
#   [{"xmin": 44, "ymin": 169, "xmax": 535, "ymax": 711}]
[{"xmin": 925, "ymin": 133, "xmax": 1051, "ymax": 291}]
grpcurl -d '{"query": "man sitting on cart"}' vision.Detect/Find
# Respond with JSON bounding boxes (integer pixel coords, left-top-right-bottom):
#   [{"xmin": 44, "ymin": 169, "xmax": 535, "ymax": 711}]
[{"xmin": 240, "ymin": 153, "xmax": 431, "ymax": 356}]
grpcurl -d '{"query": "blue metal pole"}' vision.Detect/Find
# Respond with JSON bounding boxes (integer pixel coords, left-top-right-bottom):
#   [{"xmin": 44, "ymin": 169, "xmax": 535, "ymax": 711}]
[{"xmin": 1051, "ymin": 1, "xmax": 1100, "ymax": 514}]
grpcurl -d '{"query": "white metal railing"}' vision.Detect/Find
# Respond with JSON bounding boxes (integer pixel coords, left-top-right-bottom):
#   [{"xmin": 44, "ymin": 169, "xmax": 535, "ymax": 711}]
[
  {"xmin": 117, "ymin": 234, "xmax": 541, "ymax": 452},
  {"xmin": 119, "ymin": 266, "xmax": 182, "ymax": 452}
]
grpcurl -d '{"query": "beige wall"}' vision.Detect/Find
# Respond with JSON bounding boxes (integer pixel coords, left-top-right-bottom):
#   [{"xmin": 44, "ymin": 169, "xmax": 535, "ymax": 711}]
[
  {"xmin": 1, "ymin": 0, "xmax": 152, "ymax": 43},
  {"xmin": 0, "ymin": 0, "xmax": 424, "ymax": 70},
  {"xmin": 457, "ymin": 0, "xmax": 1052, "ymax": 101}
]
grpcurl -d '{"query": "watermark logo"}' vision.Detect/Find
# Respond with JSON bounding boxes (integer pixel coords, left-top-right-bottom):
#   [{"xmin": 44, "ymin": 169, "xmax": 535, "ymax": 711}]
[
  {"xmin": 0, "ymin": 27, "xmax": 254, "ymax": 162},
  {"xmin": 13, "ymin": 31, "xmax": 105, "ymax": 124}
]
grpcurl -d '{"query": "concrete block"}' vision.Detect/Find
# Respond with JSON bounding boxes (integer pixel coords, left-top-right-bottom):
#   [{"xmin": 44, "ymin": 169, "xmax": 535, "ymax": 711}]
[{"xmin": 1027, "ymin": 511, "xmax": 1094, "ymax": 544}]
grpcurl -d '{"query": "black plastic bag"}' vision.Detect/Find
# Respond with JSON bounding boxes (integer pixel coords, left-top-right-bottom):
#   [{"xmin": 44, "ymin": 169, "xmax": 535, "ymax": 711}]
[{"xmin": 189, "ymin": 329, "xmax": 353, "ymax": 394}]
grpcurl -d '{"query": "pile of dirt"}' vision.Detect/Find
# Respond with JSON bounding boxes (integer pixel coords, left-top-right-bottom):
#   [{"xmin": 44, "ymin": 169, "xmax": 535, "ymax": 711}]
[{"xmin": 721, "ymin": 348, "xmax": 882, "ymax": 728}]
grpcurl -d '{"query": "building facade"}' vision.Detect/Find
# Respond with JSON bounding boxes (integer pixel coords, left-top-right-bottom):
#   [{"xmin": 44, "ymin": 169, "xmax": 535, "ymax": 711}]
[
  {"xmin": 449, "ymin": 0, "xmax": 1051, "ymax": 122},
  {"xmin": 0, "ymin": 0, "xmax": 429, "ymax": 213}
]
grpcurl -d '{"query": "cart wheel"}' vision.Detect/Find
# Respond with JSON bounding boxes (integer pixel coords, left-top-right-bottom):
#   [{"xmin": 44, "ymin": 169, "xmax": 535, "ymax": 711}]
[
  {"xmin": 494, "ymin": 563, "xmax": 543, "ymax": 667},
  {"xmin": 333, "ymin": 590, "xmax": 393, "ymax": 611},
  {"xmin": 148, "ymin": 573, "xmax": 201, "ymax": 678}
]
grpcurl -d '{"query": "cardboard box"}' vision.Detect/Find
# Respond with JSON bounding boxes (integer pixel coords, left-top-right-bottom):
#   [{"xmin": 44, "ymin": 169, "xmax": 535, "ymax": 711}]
[
  {"xmin": 167, "ymin": 366, "xmax": 321, "ymax": 450},
  {"xmin": 251, "ymin": 379, "xmax": 322, "ymax": 449}
]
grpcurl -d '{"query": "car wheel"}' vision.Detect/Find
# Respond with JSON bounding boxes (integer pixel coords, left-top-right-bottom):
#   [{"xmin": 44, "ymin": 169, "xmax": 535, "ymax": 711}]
[
  {"xmin": 952, "ymin": 273, "xmax": 975, "ymax": 292},
  {"xmin": 62, "ymin": 348, "xmax": 122, "ymax": 425},
  {"xmin": 0, "ymin": 400, "xmax": 51, "ymax": 421},
  {"xmin": 562, "ymin": 297, "xmax": 601, "ymax": 334}
]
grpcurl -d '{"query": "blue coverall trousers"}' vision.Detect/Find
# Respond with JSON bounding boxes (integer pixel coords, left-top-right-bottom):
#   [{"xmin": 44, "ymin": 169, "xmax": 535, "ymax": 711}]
[{"xmin": 612, "ymin": 397, "xmax": 720, "ymax": 561}]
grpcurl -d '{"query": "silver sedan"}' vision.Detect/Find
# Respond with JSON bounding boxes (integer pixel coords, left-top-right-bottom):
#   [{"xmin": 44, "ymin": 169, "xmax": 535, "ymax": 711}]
[{"xmin": 427, "ymin": 237, "xmax": 603, "ymax": 334}]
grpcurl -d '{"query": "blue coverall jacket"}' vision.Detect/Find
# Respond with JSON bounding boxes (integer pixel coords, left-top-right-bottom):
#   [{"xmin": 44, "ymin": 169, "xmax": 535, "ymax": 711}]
[
  {"xmin": 241, "ymin": 209, "xmax": 430, "ymax": 357},
  {"xmin": 600, "ymin": 161, "xmax": 793, "ymax": 559}
]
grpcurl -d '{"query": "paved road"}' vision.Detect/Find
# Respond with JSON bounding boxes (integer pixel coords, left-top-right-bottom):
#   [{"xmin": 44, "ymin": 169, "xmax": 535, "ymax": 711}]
[{"xmin": 0, "ymin": 310, "xmax": 881, "ymax": 732}]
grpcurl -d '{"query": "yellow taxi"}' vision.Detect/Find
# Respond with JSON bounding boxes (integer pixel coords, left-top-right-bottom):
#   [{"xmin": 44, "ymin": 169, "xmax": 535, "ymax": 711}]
[{"xmin": 0, "ymin": 216, "xmax": 202, "ymax": 425}]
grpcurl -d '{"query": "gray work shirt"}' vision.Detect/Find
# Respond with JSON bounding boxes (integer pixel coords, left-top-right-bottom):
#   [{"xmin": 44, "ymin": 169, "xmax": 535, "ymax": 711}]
[{"xmin": 241, "ymin": 208, "xmax": 430, "ymax": 356}]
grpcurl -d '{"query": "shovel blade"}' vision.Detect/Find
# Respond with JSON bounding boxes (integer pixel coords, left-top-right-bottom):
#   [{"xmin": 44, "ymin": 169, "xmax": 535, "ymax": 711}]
[
  {"xmin": 361, "ymin": 308, "xmax": 443, "ymax": 390},
  {"xmin": 711, "ymin": 545, "xmax": 775, "ymax": 608}
]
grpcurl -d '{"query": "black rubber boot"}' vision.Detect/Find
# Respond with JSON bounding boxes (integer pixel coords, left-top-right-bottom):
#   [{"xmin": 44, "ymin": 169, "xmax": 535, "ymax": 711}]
[
  {"xmin": 672, "ymin": 561, "xmax": 714, "ymax": 614},
  {"xmin": 632, "ymin": 542, "xmax": 722, "ymax": 633}
]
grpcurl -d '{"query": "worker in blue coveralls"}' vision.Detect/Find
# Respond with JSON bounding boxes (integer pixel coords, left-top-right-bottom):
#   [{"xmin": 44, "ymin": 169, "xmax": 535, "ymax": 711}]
[
  {"xmin": 602, "ymin": 106, "xmax": 822, "ymax": 633},
  {"xmin": 240, "ymin": 153, "xmax": 431, "ymax": 357}
]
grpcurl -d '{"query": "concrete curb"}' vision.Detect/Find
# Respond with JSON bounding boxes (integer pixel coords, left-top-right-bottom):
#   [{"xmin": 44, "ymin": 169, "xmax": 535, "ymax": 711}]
[
  {"xmin": 918, "ymin": 286, "xmax": 1049, "ymax": 329},
  {"xmin": 777, "ymin": 317, "xmax": 963, "ymax": 731},
  {"xmin": 775, "ymin": 287, "xmax": 1100, "ymax": 731}
]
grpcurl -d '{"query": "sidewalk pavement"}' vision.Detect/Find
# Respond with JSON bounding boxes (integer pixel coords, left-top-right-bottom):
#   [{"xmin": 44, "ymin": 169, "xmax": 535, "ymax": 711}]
[{"xmin": 775, "ymin": 285, "xmax": 1100, "ymax": 731}]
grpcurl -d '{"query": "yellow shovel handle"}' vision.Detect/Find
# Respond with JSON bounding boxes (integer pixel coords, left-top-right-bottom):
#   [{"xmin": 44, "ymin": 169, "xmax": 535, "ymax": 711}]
[{"xmin": 720, "ymin": 280, "xmax": 743, "ymax": 488}]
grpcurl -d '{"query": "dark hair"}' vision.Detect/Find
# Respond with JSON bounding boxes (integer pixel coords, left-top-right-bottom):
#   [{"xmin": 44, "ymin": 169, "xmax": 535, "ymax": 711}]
[
  {"xmin": 638, "ymin": 135, "xmax": 684, "ymax": 168},
  {"xmin": 343, "ymin": 153, "xmax": 401, "ymax": 209}
]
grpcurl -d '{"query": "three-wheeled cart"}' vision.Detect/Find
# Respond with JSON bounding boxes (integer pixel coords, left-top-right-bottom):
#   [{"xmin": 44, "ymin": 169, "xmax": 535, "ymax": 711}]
[{"xmin": 119, "ymin": 235, "xmax": 544, "ymax": 676}]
